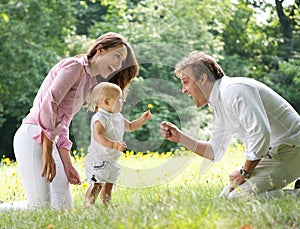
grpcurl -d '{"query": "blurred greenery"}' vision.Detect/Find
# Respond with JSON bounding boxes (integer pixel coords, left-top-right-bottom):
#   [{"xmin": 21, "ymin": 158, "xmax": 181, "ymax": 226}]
[{"xmin": 0, "ymin": 0, "xmax": 299, "ymax": 158}]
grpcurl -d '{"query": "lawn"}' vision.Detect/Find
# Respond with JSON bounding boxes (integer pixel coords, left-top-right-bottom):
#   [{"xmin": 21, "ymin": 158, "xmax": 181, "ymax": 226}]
[{"xmin": 0, "ymin": 145, "xmax": 299, "ymax": 229}]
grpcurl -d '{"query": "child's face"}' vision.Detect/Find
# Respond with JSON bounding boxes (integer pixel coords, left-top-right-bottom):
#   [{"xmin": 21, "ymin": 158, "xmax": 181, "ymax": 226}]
[{"xmin": 109, "ymin": 92, "xmax": 125, "ymax": 113}]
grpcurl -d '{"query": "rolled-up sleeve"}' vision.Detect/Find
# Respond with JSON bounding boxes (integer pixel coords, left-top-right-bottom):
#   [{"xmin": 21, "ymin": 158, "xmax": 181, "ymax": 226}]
[
  {"xmin": 37, "ymin": 61, "xmax": 84, "ymax": 147},
  {"xmin": 209, "ymin": 111, "xmax": 232, "ymax": 162},
  {"xmin": 57, "ymin": 123, "xmax": 73, "ymax": 150}
]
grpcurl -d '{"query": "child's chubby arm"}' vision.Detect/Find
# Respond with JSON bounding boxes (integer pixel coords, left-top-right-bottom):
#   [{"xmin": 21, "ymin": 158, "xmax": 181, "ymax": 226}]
[
  {"xmin": 93, "ymin": 121, "xmax": 127, "ymax": 152},
  {"xmin": 124, "ymin": 110, "xmax": 154, "ymax": 132}
]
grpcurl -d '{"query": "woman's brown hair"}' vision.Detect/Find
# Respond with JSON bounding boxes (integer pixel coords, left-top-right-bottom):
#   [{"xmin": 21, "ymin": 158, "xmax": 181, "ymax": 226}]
[{"xmin": 86, "ymin": 32, "xmax": 139, "ymax": 90}]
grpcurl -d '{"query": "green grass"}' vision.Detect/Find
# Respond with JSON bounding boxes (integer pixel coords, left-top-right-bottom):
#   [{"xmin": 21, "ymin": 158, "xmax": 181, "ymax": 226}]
[{"xmin": 1, "ymin": 146, "xmax": 299, "ymax": 229}]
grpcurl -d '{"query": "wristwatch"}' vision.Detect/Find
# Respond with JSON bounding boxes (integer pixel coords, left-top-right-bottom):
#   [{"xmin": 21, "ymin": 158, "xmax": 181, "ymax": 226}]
[{"xmin": 240, "ymin": 167, "xmax": 251, "ymax": 178}]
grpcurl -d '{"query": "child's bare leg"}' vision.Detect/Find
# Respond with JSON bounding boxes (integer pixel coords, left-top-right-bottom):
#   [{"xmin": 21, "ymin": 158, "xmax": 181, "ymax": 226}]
[
  {"xmin": 84, "ymin": 183, "xmax": 102, "ymax": 206},
  {"xmin": 100, "ymin": 183, "xmax": 113, "ymax": 204}
]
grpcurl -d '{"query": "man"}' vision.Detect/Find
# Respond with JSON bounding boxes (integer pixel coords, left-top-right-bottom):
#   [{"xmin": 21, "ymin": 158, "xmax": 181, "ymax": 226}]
[{"xmin": 160, "ymin": 51, "xmax": 300, "ymax": 197}]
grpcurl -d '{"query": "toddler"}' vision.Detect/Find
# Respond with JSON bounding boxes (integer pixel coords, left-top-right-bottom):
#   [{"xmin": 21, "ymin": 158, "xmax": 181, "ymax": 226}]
[{"xmin": 84, "ymin": 82, "xmax": 153, "ymax": 205}]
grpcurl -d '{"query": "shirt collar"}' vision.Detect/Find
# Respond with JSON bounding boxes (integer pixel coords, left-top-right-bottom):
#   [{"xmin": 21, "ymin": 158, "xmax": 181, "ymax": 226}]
[
  {"xmin": 208, "ymin": 77, "xmax": 223, "ymax": 108},
  {"xmin": 81, "ymin": 55, "xmax": 97, "ymax": 85},
  {"xmin": 81, "ymin": 55, "xmax": 90, "ymax": 74},
  {"xmin": 98, "ymin": 108, "xmax": 120, "ymax": 116}
]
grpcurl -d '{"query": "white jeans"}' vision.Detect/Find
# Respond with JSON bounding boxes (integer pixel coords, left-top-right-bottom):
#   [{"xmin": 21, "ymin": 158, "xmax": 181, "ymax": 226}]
[
  {"xmin": 220, "ymin": 144, "xmax": 300, "ymax": 198},
  {"xmin": 11, "ymin": 123, "xmax": 73, "ymax": 209}
]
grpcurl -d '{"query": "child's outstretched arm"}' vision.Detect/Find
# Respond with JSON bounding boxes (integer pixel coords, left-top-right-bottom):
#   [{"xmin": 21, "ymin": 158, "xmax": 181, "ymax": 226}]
[
  {"xmin": 93, "ymin": 121, "xmax": 127, "ymax": 152},
  {"xmin": 125, "ymin": 110, "xmax": 153, "ymax": 132}
]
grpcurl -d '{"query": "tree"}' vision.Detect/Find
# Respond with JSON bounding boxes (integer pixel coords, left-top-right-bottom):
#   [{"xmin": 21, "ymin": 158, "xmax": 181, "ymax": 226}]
[
  {"xmin": 222, "ymin": 0, "xmax": 300, "ymax": 111},
  {"xmin": 85, "ymin": 0, "xmax": 233, "ymax": 152},
  {"xmin": 274, "ymin": 0, "xmax": 300, "ymax": 60},
  {"xmin": 1, "ymin": 0, "xmax": 298, "ymax": 157},
  {"xmin": 71, "ymin": 0, "xmax": 108, "ymax": 35},
  {"xmin": 0, "ymin": 0, "xmax": 76, "ymax": 158}
]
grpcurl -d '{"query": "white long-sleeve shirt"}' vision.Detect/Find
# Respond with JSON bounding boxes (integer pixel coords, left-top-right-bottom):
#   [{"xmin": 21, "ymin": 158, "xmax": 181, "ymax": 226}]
[{"xmin": 208, "ymin": 76, "xmax": 300, "ymax": 162}]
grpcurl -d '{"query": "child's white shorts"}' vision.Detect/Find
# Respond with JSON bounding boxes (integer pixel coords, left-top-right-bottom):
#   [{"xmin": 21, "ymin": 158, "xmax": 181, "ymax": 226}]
[{"xmin": 85, "ymin": 158, "xmax": 120, "ymax": 184}]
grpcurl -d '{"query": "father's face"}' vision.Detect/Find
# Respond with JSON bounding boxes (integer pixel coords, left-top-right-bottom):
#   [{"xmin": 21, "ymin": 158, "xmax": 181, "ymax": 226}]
[{"xmin": 179, "ymin": 67, "xmax": 208, "ymax": 108}]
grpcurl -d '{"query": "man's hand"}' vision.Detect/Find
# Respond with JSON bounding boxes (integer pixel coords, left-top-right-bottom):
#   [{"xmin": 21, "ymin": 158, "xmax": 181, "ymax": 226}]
[
  {"xmin": 229, "ymin": 170, "xmax": 247, "ymax": 192},
  {"xmin": 160, "ymin": 121, "xmax": 181, "ymax": 143}
]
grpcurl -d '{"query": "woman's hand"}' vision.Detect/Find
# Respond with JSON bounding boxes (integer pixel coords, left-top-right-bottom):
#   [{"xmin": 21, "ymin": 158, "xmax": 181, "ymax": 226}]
[
  {"xmin": 160, "ymin": 121, "xmax": 181, "ymax": 143},
  {"xmin": 41, "ymin": 133, "xmax": 56, "ymax": 182},
  {"xmin": 64, "ymin": 164, "xmax": 81, "ymax": 185},
  {"xmin": 58, "ymin": 148, "xmax": 81, "ymax": 185}
]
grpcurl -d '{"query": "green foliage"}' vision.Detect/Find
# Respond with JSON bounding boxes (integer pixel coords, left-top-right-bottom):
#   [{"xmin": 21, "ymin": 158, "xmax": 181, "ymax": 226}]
[
  {"xmin": 0, "ymin": 0, "xmax": 299, "ymax": 157},
  {"xmin": 0, "ymin": 0, "xmax": 76, "ymax": 120},
  {"xmin": 89, "ymin": 0, "xmax": 233, "ymax": 54},
  {"xmin": 71, "ymin": 0, "xmax": 108, "ymax": 35},
  {"xmin": 268, "ymin": 59, "xmax": 300, "ymax": 112},
  {"xmin": 122, "ymin": 77, "xmax": 213, "ymax": 153},
  {"xmin": 0, "ymin": 0, "xmax": 76, "ymax": 157},
  {"xmin": 72, "ymin": 108, "xmax": 92, "ymax": 152},
  {"xmin": 124, "ymin": 98, "xmax": 180, "ymax": 153},
  {"xmin": 123, "ymin": 77, "xmax": 183, "ymax": 153},
  {"xmin": 72, "ymin": 76, "xmax": 212, "ymax": 154},
  {"xmin": 221, "ymin": 0, "xmax": 300, "ymax": 116},
  {"xmin": 86, "ymin": 0, "xmax": 232, "ymax": 153},
  {"xmin": 221, "ymin": 1, "xmax": 280, "ymax": 80}
]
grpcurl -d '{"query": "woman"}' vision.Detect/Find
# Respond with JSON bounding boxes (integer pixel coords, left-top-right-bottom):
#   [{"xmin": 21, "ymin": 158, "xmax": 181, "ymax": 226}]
[{"xmin": 10, "ymin": 32, "xmax": 138, "ymax": 209}]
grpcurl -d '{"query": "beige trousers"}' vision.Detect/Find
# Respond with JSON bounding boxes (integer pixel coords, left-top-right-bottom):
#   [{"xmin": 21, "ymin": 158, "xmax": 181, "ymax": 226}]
[{"xmin": 220, "ymin": 144, "xmax": 300, "ymax": 198}]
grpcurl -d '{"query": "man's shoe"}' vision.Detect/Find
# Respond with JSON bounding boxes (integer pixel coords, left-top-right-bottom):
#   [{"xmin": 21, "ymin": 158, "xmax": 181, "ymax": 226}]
[{"xmin": 294, "ymin": 179, "xmax": 300, "ymax": 189}]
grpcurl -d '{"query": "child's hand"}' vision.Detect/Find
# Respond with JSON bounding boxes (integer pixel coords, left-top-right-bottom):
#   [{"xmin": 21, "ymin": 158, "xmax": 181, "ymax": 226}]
[
  {"xmin": 143, "ymin": 110, "xmax": 154, "ymax": 121},
  {"xmin": 113, "ymin": 141, "xmax": 127, "ymax": 152}
]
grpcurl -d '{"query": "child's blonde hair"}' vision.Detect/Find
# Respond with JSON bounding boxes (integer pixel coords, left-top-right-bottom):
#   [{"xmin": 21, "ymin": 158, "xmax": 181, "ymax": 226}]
[{"xmin": 85, "ymin": 82, "xmax": 122, "ymax": 112}]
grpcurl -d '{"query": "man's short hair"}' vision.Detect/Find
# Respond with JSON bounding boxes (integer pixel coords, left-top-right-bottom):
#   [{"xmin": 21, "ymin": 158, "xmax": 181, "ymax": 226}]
[{"xmin": 174, "ymin": 51, "xmax": 224, "ymax": 81}]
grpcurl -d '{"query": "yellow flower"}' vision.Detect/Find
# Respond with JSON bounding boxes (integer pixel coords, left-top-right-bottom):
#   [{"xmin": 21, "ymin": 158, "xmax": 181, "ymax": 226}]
[
  {"xmin": 155, "ymin": 194, "xmax": 160, "ymax": 201},
  {"xmin": 71, "ymin": 209, "xmax": 76, "ymax": 215},
  {"xmin": 3, "ymin": 157, "xmax": 11, "ymax": 166},
  {"xmin": 147, "ymin": 103, "xmax": 153, "ymax": 109},
  {"xmin": 82, "ymin": 182, "xmax": 89, "ymax": 189}
]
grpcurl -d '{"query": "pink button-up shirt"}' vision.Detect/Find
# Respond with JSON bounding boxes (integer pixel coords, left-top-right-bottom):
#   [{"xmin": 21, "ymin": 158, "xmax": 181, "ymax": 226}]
[{"xmin": 23, "ymin": 55, "xmax": 97, "ymax": 150}]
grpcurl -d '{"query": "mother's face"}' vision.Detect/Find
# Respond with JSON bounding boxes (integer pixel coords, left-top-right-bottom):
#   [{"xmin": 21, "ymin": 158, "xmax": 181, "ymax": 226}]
[{"xmin": 94, "ymin": 45, "xmax": 128, "ymax": 78}]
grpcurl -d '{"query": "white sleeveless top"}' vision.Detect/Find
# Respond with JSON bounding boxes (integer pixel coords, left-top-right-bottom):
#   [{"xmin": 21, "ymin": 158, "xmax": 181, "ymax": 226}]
[{"xmin": 87, "ymin": 108, "xmax": 124, "ymax": 162}]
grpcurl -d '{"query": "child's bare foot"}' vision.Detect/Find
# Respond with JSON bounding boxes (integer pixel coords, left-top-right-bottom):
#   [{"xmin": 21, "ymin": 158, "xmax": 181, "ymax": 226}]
[{"xmin": 84, "ymin": 183, "xmax": 102, "ymax": 207}]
